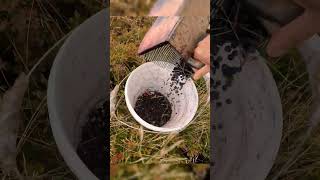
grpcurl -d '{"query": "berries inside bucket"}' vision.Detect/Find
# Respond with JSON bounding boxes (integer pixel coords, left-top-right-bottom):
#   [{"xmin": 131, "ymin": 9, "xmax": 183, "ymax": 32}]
[{"xmin": 134, "ymin": 90, "xmax": 172, "ymax": 127}]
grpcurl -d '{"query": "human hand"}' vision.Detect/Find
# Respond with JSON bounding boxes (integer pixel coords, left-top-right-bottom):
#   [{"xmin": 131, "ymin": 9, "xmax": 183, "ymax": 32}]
[
  {"xmin": 193, "ymin": 35, "xmax": 210, "ymax": 80},
  {"xmin": 267, "ymin": 0, "xmax": 320, "ymax": 57}
]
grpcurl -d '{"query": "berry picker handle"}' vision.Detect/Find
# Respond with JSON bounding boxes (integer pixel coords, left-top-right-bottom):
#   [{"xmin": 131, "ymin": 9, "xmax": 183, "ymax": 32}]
[{"xmin": 187, "ymin": 30, "xmax": 210, "ymax": 69}]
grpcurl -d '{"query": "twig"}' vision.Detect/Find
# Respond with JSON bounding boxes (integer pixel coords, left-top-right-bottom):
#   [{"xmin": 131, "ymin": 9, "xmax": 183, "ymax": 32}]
[
  {"xmin": 26, "ymin": 0, "xmax": 35, "ymax": 65},
  {"xmin": 17, "ymin": 95, "xmax": 47, "ymax": 152},
  {"xmin": 36, "ymin": 0, "xmax": 64, "ymax": 37},
  {"xmin": 27, "ymin": 32, "xmax": 70, "ymax": 77},
  {"xmin": 43, "ymin": 0, "xmax": 70, "ymax": 30},
  {"xmin": 0, "ymin": 68, "xmax": 10, "ymax": 87},
  {"xmin": 118, "ymin": 73, "xmax": 130, "ymax": 86},
  {"xmin": 221, "ymin": 6, "xmax": 240, "ymax": 41},
  {"xmin": 6, "ymin": 35, "xmax": 29, "ymax": 72}
]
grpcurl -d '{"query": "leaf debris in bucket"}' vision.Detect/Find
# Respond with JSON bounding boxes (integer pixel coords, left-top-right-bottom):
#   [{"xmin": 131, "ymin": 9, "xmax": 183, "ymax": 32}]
[{"xmin": 134, "ymin": 90, "xmax": 172, "ymax": 127}]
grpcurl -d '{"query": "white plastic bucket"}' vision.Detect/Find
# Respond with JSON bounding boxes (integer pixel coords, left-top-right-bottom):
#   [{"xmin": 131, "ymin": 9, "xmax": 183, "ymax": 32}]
[
  {"xmin": 125, "ymin": 62, "xmax": 198, "ymax": 133},
  {"xmin": 212, "ymin": 45, "xmax": 283, "ymax": 180},
  {"xmin": 47, "ymin": 9, "xmax": 108, "ymax": 180}
]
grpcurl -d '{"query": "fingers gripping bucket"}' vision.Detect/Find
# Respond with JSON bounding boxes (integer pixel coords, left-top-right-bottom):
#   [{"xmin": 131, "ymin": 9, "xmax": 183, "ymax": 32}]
[{"xmin": 125, "ymin": 62, "xmax": 198, "ymax": 133}]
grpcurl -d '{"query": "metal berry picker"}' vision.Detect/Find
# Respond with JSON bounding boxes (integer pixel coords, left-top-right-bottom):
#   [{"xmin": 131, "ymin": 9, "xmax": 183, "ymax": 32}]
[{"xmin": 138, "ymin": 16, "xmax": 210, "ymax": 71}]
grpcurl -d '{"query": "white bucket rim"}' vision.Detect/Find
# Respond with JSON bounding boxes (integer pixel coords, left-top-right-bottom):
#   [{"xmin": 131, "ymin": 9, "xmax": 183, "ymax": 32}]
[{"xmin": 124, "ymin": 62, "xmax": 199, "ymax": 133}]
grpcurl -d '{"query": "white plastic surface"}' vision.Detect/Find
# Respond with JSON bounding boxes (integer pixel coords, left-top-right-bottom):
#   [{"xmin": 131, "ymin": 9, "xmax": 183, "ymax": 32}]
[
  {"xmin": 212, "ymin": 44, "xmax": 283, "ymax": 180},
  {"xmin": 125, "ymin": 62, "xmax": 198, "ymax": 133},
  {"xmin": 47, "ymin": 9, "xmax": 108, "ymax": 180}
]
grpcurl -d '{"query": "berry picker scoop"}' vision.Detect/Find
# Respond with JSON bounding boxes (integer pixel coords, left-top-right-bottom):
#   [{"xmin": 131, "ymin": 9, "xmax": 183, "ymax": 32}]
[{"xmin": 138, "ymin": 16, "xmax": 210, "ymax": 71}]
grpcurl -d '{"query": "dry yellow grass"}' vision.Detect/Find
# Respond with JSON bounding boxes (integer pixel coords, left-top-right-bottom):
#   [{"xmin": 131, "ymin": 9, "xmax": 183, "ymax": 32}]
[
  {"xmin": 266, "ymin": 49, "xmax": 320, "ymax": 180},
  {"xmin": 110, "ymin": 0, "xmax": 156, "ymax": 16}
]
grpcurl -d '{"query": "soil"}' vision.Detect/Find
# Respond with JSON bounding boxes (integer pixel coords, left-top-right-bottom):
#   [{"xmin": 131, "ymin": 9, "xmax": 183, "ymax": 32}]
[
  {"xmin": 77, "ymin": 100, "xmax": 107, "ymax": 180},
  {"xmin": 134, "ymin": 90, "xmax": 172, "ymax": 127}
]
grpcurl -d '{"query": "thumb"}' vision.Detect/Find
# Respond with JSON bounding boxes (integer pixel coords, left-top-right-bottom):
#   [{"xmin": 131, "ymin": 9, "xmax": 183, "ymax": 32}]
[{"xmin": 193, "ymin": 65, "xmax": 210, "ymax": 80}]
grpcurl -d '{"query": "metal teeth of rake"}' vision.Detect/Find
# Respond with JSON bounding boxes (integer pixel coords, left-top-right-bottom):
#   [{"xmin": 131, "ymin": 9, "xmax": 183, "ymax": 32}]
[{"xmin": 140, "ymin": 43, "xmax": 182, "ymax": 70}]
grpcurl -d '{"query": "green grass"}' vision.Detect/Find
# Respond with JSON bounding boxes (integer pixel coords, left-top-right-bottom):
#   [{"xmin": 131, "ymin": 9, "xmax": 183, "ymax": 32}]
[{"xmin": 110, "ymin": 16, "xmax": 210, "ymax": 166}]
